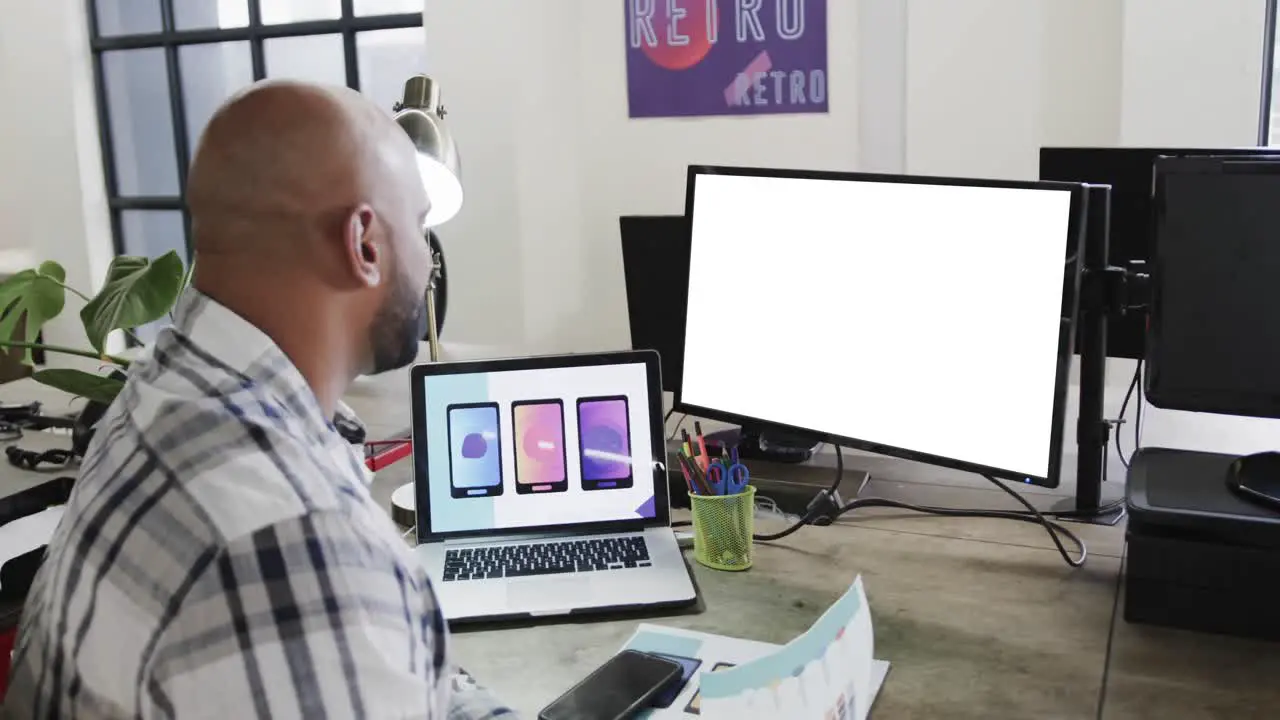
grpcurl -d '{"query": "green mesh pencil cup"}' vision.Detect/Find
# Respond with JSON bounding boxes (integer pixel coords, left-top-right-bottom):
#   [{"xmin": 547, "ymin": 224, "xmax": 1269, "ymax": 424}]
[{"xmin": 690, "ymin": 485, "xmax": 756, "ymax": 571}]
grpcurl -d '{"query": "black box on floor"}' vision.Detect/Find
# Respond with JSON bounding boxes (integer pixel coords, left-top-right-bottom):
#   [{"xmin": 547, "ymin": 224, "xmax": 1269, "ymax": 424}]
[{"xmin": 1125, "ymin": 447, "xmax": 1280, "ymax": 641}]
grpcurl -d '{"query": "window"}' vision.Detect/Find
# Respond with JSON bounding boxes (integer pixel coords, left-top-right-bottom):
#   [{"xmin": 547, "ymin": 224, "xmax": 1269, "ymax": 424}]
[{"xmin": 88, "ymin": 0, "xmax": 427, "ymax": 267}]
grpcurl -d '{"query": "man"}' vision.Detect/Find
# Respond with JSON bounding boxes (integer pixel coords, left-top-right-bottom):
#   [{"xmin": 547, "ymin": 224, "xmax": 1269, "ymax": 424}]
[{"xmin": 4, "ymin": 81, "xmax": 513, "ymax": 718}]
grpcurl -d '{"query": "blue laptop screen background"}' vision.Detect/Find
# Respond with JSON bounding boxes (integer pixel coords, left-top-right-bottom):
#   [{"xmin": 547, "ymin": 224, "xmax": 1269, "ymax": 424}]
[{"xmin": 420, "ymin": 362, "xmax": 658, "ymax": 535}]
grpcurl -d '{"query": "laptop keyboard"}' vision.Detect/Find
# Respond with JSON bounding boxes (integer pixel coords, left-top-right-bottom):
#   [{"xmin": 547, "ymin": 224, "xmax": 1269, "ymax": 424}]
[{"xmin": 442, "ymin": 536, "xmax": 651, "ymax": 582}]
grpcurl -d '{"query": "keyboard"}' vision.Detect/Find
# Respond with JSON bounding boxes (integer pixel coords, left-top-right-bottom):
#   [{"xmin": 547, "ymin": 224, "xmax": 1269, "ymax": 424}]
[{"xmin": 442, "ymin": 536, "xmax": 651, "ymax": 582}]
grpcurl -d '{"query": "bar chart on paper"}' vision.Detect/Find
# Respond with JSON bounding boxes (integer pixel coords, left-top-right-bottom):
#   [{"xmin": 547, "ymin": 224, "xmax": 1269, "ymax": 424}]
[{"xmin": 621, "ymin": 576, "xmax": 888, "ymax": 719}]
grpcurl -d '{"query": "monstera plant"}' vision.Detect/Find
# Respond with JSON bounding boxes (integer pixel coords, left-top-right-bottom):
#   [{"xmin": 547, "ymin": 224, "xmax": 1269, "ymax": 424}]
[{"xmin": 0, "ymin": 251, "xmax": 188, "ymax": 406}]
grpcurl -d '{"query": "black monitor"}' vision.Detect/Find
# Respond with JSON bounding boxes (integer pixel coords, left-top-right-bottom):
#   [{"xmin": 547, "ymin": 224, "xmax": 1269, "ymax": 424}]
[
  {"xmin": 679, "ymin": 165, "xmax": 1085, "ymax": 488},
  {"xmin": 619, "ymin": 215, "xmax": 690, "ymax": 394},
  {"xmin": 1039, "ymin": 147, "xmax": 1280, "ymax": 359},
  {"xmin": 1146, "ymin": 155, "xmax": 1280, "ymax": 417},
  {"xmin": 1145, "ymin": 155, "xmax": 1280, "ymax": 501}
]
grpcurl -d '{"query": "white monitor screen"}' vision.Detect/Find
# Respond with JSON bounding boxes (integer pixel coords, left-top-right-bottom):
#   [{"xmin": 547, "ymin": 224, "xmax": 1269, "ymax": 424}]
[{"xmin": 681, "ymin": 170, "xmax": 1077, "ymax": 482}]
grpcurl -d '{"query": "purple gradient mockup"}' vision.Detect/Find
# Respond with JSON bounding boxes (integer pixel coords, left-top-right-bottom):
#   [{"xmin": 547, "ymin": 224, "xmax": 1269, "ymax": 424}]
[
  {"xmin": 579, "ymin": 398, "xmax": 632, "ymax": 481},
  {"xmin": 447, "ymin": 404, "xmax": 501, "ymax": 489},
  {"xmin": 513, "ymin": 402, "xmax": 566, "ymax": 485}
]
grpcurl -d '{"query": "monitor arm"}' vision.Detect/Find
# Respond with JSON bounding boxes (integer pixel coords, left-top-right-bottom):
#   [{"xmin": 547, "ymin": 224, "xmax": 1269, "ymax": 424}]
[{"xmin": 1066, "ymin": 186, "xmax": 1150, "ymax": 524}]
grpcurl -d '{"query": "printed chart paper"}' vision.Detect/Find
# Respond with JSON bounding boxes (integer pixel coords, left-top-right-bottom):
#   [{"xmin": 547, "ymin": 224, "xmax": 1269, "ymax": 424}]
[{"xmin": 621, "ymin": 575, "xmax": 886, "ymax": 718}]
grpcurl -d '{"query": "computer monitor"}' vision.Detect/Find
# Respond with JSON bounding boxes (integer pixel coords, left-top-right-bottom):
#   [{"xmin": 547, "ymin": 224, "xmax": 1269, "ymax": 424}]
[
  {"xmin": 1145, "ymin": 155, "xmax": 1280, "ymax": 418},
  {"xmin": 619, "ymin": 215, "xmax": 690, "ymax": 395},
  {"xmin": 678, "ymin": 166, "xmax": 1085, "ymax": 488},
  {"xmin": 1039, "ymin": 147, "xmax": 1280, "ymax": 359}
]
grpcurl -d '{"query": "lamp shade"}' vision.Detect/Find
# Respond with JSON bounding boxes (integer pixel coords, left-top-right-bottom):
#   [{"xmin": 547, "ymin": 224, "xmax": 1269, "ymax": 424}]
[{"xmin": 394, "ymin": 75, "xmax": 462, "ymax": 227}]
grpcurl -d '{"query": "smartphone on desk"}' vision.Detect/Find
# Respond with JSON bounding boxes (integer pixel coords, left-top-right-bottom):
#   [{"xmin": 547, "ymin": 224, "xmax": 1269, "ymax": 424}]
[{"xmin": 538, "ymin": 649, "xmax": 683, "ymax": 720}]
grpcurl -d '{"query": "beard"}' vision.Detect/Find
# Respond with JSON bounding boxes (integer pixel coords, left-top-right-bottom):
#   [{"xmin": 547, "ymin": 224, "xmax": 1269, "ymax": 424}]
[{"xmin": 368, "ymin": 267, "xmax": 429, "ymax": 374}]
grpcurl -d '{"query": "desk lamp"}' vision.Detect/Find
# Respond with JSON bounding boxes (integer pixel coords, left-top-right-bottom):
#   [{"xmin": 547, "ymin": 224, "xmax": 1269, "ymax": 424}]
[
  {"xmin": 393, "ymin": 74, "xmax": 462, "ymax": 362},
  {"xmin": 384, "ymin": 75, "xmax": 462, "ymax": 527}
]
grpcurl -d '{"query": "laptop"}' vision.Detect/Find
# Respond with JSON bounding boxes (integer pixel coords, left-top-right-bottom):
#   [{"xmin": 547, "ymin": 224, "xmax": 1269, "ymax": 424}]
[{"xmin": 410, "ymin": 350, "xmax": 698, "ymax": 623}]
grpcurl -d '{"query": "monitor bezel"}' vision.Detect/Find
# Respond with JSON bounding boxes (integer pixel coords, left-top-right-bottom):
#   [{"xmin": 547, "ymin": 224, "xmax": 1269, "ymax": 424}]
[
  {"xmin": 411, "ymin": 350, "xmax": 671, "ymax": 543},
  {"xmin": 619, "ymin": 214, "xmax": 691, "ymax": 396},
  {"xmin": 676, "ymin": 164, "xmax": 1086, "ymax": 489},
  {"xmin": 1145, "ymin": 154, "xmax": 1280, "ymax": 418}
]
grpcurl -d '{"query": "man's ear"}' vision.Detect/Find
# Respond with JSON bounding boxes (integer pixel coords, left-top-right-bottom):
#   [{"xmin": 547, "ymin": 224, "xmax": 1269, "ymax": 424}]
[{"xmin": 344, "ymin": 205, "xmax": 381, "ymax": 288}]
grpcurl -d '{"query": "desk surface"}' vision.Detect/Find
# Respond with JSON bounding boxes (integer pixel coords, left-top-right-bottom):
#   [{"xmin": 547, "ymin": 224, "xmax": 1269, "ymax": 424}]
[{"xmin": 2, "ymin": 357, "xmax": 1278, "ymax": 719}]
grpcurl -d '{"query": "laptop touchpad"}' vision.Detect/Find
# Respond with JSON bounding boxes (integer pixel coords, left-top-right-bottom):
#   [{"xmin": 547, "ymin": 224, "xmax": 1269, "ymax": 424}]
[{"xmin": 507, "ymin": 576, "xmax": 592, "ymax": 612}]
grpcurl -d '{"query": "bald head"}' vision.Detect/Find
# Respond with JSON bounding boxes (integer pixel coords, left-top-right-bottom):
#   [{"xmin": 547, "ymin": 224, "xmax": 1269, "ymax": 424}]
[
  {"xmin": 186, "ymin": 80, "xmax": 435, "ymax": 406},
  {"xmin": 188, "ymin": 80, "xmax": 426, "ymax": 255}
]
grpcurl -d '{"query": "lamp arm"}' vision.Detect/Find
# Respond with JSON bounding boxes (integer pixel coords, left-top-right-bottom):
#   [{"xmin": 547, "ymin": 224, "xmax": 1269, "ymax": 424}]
[{"xmin": 424, "ymin": 230, "xmax": 447, "ymax": 360}]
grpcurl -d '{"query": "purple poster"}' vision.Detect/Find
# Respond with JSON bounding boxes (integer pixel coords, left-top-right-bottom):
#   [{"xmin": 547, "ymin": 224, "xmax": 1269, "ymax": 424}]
[{"xmin": 624, "ymin": 0, "xmax": 828, "ymax": 119}]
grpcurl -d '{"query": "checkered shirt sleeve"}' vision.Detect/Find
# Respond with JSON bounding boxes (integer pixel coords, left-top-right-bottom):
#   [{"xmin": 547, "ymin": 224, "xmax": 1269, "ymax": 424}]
[{"xmin": 2, "ymin": 291, "xmax": 517, "ymax": 719}]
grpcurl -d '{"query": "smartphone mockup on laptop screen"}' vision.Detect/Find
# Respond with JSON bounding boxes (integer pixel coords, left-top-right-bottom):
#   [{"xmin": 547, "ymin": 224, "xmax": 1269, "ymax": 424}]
[{"xmin": 409, "ymin": 351, "xmax": 697, "ymax": 624}]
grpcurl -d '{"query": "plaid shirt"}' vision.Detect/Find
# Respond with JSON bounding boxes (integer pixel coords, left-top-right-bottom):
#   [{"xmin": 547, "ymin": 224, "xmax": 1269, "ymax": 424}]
[{"xmin": 4, "ymin": 291, "xmax": 514, "ymax": 719}]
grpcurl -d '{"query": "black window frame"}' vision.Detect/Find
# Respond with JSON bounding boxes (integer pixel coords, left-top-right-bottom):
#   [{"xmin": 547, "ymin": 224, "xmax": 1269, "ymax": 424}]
[{"xmin": 85, "ymin": 0, "xmax": 425, "ymax": 262}]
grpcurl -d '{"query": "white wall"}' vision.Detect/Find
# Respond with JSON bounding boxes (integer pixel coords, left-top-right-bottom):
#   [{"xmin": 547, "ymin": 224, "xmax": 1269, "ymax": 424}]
[
  {"xmin": 426, "ymin": 0, "xmax": 861, "ymax": 353},
  {"xmin": 0, "ymin": 0, "xmax": 114, "ymax": 364},
  {"xmin": 900, "ymin": 0, "xmax": 1280, "ymax": 457},
  {"xmin": 428, "ymin": 0, "xmax": 1280, "ymax": 461},
  {"xmin": 1120, "ymin": 0, "xmax": 1268, "ymax": 146},
  {"xmin": 1117, "ymin": 0, "xmax": 1280, "ymax": 455},
  {"xmin": 429, "ymin": 0, "xmax": 1149, "ymax": 351},
  {"xmin": 1, "ymin": 0, "xmax": 1276, "ymax": 458},
  {"xmin": 903, "ymin": 0, "xmax": 1125, "ymax": 180}
]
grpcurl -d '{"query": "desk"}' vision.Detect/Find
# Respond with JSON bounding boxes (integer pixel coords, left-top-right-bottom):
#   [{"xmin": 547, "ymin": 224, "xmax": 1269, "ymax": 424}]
[{"xmin": 2, "ymin": 356, "xmax": 1279, "ymax": 718}]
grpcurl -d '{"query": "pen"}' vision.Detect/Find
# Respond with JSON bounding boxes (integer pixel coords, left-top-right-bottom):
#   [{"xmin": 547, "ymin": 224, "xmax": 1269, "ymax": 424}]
[
  {"xmin": 678, "ymin": 455, "xmax": 697, "ymax": 495},
  {"xmin": 694, "ymin": 422, "xmax": 710, "ymax": 471},
  {"xmin": 682, "ymin": 429, "xmax": 705, "ymax": 471},
  {"xmin": 681, "ymin": 454, "xmax": 712, "ymax": 496},
  {"xmin": 676, "ymin": 453, "xmax": 697, "ymax": 495}
]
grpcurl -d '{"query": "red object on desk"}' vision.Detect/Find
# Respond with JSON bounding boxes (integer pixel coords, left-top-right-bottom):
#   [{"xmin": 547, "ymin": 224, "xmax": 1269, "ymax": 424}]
[
  {"xmin": 0, "ymin": 625, "xmax": 14, "ymax": 700},
  {"xmin": 365, "ymin": 440, "xmax": 412, "ymax": 472}
]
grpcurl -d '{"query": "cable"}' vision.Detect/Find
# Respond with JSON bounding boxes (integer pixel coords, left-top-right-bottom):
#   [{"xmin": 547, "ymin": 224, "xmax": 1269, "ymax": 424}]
[
  {"xmin": 1134, "ymin": 361, "xmax": 1144, "ymax": 459},
  {"xmin": 665, "ymin": 412, "xmax": 687, "ymax": 443},
  {"xmin": 6, "ymin": 446, "xmax": 76, "ymax": 471},
  {"xmin": 979, "ymin": 474, "xmax": 1086, "ymax": 567},
  {"xmin": 0, "ymin": 423, "xmax": 22, "ymax": 442},
  {"xmin": 752, "ymin": 443, "xmax": 845, "ymax": 542},
  {"xmin": 750, "ymin": 446, "xmax": 1088, "ymax": 567},
  {"xmin": 1114, "ymin": 362, "xmax": 1140, "ymax": 468}
]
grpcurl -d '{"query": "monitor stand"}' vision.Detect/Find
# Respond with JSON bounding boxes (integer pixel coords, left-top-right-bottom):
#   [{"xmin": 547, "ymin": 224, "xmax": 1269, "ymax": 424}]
[
  {"xmin": 701, "ymin": 424, "xmax": 819, "ymax": 464},
  {"xmin": 1052, "ymin": 186, "xmax": 1142, "ymax": 526}
]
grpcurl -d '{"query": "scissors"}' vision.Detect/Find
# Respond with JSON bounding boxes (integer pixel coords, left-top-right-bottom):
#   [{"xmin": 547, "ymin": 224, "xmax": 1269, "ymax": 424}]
[{"xmin": 704, "ymin": 447, "xmax": 750, "ymax": 495}]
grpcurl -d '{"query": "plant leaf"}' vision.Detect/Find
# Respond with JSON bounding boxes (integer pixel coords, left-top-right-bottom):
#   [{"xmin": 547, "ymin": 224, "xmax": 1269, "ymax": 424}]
[
  {"xmin": 80, "ymin": 252, "xmax": 186, "ymax": 353},
  {"xmin": 31, "ymin": 368, "xmax": 125, "ymax": 406},
  {"xmin": 0, "ymin": 262, "xmax": 67, "ymax": 364}
]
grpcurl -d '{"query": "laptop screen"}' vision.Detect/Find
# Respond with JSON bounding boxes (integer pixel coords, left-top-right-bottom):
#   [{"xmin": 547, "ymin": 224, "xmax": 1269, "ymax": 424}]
[{"xmin": 416, "ymin": 360, "xmax": 660, "ymax": 536}]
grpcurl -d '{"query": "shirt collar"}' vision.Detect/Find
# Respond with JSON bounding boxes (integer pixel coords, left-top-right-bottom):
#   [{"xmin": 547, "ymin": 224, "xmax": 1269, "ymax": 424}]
[{"xmin": 171, "ymin": 289, "xmax": 335, "ymax": 433}]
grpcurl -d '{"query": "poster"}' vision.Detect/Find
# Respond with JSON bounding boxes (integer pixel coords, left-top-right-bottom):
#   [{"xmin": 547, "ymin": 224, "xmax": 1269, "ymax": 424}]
[{"xmin": 624, "ymin": 0, "xmax": 829, "ymax": 119}]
